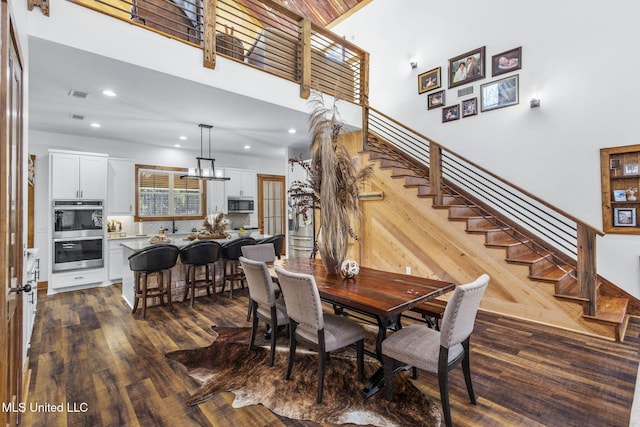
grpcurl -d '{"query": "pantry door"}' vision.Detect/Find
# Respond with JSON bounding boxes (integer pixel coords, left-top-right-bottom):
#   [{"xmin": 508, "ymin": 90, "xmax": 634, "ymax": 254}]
[
  {"xmin": 1, "ymin": 3, "xmax": 25, "ymax": 426},
  {"xmin": 257, "ymin": 175, "xmax": 286, "ymax": 254}
]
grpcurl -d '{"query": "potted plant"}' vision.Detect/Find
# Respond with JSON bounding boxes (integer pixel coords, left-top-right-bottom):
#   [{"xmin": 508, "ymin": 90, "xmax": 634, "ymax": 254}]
[{"xmin": 289, "ymin": 93, "xmax": 372, "ymax": 274}]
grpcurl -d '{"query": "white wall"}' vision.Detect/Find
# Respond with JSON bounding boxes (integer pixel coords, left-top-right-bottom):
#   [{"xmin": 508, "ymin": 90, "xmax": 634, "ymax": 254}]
[{"xmin": 333, "ymin": 0, "xmax": 640, "ymax": 298}]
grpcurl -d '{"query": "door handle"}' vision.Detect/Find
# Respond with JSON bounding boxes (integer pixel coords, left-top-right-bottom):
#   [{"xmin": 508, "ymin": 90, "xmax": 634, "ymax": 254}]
[{"xmin": 9, "ymin": 284, "xmax": 32, "ymax": 294}]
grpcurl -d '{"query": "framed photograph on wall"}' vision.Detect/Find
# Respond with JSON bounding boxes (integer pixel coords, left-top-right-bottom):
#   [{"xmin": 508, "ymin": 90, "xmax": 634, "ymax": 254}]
[
  {"xmin": 427, "ymin": 90, "xmax": 445, "ymax": 109},
  {"xmin": 448, "ymin": 46, "xmax": 485, "ymax": 88},
  {"xmin": 480, "ymin": 74, "xmax": 519, "ymax": 112},
  {"xmin": 442, "ymin": 105, "xmax": 460, "ymax": 123},
  {"xmin": 613, "ymin": 207, "xmax": 636, "ymax": 227},
  {"xmin": 623, "ymin": 163, "xmax": 639, "ymax": 175},
  {"xmin": 462, "ymin": 98, "xmax": 478, "ymax": 117},
  {"xmin": 418, "ymin": 67, "xmax": 441, "ymax": 94},
  {"xmin": 492, "ymin": 46, "xmax": 522, "ymax": 76},
  {"xmin": 613, "ymin": 190, "xmax": 627, "ymax": 202}
]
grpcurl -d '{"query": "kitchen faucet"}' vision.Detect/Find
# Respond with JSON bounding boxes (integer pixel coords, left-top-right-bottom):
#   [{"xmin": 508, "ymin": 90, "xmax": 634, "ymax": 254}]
[{"xmin": 172, "ymin": 218, "xmax": 178, "ymax": 234}]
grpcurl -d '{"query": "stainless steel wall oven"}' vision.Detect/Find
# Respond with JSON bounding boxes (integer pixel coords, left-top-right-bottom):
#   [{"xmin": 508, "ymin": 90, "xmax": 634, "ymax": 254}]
[{"xmin": 52, "ymin": 200, "xmax": 104, "ymax": 272}]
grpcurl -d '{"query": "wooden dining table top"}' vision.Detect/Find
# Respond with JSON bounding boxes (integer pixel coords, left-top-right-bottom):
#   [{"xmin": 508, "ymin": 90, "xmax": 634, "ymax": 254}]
[{"xmin": 277, "ymin": 258, "xmax": 455, "ymax": 320}]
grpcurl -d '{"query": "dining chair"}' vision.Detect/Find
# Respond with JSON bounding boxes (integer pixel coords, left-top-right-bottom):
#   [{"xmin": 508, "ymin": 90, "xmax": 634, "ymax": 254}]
[
  {"xmin": 239, "ymin": 256, "xmax": 288, "ymax": 366},
  {"xmin": 381, "ymin": 274, "xmax": 489, "ymax": 427},
  {"xmin": 241, "ymin": 243, "xmax": 278, "ymax": 321},
  {"xmin": 275, "ymin": 267, "xmax": 365, "ymax": 404},
  {"xmin": 255, "ymin": 234, "xmax": 286, "ymax": 259}
]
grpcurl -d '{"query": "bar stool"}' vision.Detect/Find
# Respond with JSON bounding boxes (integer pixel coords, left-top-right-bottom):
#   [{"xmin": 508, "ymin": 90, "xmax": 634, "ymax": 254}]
[
  {"xmin": 179, "ymin": 240, "xmax": 222, "ymax": 307},
  {"xmin": 128, "ymin": 244, "xmax": 180, "ymax": 319},
  {"xmin": 220, "ymin": 237, "xmax": 255, "ymax": 298}
]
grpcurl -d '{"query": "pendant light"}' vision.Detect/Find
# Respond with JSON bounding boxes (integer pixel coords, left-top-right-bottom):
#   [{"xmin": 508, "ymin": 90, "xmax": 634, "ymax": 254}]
[{"xmin": 181, "ymin": 124, "xmax": 230, "ymax": 181}]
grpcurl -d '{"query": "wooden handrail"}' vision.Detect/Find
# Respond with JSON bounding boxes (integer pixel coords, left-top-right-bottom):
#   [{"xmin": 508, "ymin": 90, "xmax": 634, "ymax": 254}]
[{"xmin": 368, "ymin": 107, "xmax": 604, "ymax": 237}]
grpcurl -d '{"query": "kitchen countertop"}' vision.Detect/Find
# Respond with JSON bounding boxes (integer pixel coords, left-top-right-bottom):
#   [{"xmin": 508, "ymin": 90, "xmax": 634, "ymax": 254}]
[{"xmin": 120, "ymin": 234, "xmax": 269, "ymax": 252}]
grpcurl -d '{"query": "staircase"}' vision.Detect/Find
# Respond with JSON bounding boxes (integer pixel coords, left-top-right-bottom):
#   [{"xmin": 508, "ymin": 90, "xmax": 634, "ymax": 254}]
[{"xmin": 363, "ymin": 133, "xmax": 631, "ymax": 341}]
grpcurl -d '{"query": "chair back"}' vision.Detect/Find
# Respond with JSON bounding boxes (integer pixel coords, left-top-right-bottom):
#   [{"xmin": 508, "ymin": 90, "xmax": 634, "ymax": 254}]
[
  {"xmin": 179, "ymin": 240, "xmax": 222, "ymax": 265},
  {"xmin": 241, "ymin": 243, "xmax": 276, "ymax": 263},
  {"xmin": 440, "ymin": 274, "xmax": 489, "ymax": 349},
  {"xmin": 239, "ymin": 256, "xmax": 277, "ymax": 308},
  {"xmin": 256, "ymin": 234, "xmax": 285, "ymax": 258},
  {"xmin": 275, "ymin": 267, "xmax": 323, "ymax": 332},
  {"xmin": 221, "ymin": 237, "xmax": 256, "ymax": 260},
  {"xmin": 128, "ymin": 244, "xmax": 180, "ymax": 272}
]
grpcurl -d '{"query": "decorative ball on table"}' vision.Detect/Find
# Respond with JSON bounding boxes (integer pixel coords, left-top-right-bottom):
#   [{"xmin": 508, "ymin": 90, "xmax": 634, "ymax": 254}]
[{"xmin": 340, "ymin": 259, "xmax": 360, "ymax": 279}]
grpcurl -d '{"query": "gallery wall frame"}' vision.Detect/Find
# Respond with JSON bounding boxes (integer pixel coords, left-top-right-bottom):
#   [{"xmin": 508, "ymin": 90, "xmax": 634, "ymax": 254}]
[
  {"xmin": 492, "ymin": 46, "xmax": 522, "ymax": 76},
  {"xmin": 428, "ymin": 90, "xmax": 445, "ymax": 109},
  {"xmin": 442, "ymin": 104, "xmax": 460, "ymax": 123},
  {"xmin": 462, "ymin": 98, "xmax": 478, "ymax": 117},
  {"xmin": 418, "ymin": 67, "xmax": 441, "ymax": 94},
  {"xmin": 448, "ymin": 46, "xmax": 485, "ymax": 88},
  {"xmin": 480, "ymin": 74, "xmax": 519, "ymax": 112}
]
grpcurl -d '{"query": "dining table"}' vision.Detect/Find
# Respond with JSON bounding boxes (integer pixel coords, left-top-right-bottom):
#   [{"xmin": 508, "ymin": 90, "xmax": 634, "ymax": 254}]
[{"xmin": 277, "ymin": 258, "xmax": 456, "ymax": 397}]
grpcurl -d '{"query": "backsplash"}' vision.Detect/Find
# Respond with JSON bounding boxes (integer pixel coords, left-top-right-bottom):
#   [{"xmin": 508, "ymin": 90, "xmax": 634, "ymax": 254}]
[{"xmin": 106, "ymin": 213, "xmax": 253, "ymax": 237}]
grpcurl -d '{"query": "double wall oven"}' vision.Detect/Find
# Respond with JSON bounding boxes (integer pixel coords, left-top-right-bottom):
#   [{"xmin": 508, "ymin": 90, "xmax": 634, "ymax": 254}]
[{"xmin": 52, "ymin": 200, "xmax": 104, "ymax": 272}]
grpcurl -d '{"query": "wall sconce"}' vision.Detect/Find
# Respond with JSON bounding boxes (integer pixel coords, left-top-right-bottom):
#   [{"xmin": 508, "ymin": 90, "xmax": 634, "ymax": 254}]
[
  {"xmin": 409, "ymin": 58, "xmax": 418, "ymax": 69},
  {"xmin": 530, "ymin": 98, "xmax": 541, "ymax": 108}
]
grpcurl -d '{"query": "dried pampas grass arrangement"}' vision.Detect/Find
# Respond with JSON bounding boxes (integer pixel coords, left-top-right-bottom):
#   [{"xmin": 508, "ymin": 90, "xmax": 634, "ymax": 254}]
[{"xmin": 303, "ymin": 92, "xmax": 372, "ymax": 273}]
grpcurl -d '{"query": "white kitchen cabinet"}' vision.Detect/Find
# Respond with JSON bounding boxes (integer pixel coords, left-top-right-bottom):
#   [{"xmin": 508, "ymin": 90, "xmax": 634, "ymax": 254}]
[
  {"xmin": 50, "ymin": 268, "xmax": 105, "ymax": 291},
  {"xmin": 108, "ymin": 240, "xmax": 123, "ymax": 281},
  {"xmin": 225, "ymin": 168, "xmax": 257, "ymax": 198},
  {"xmin": 107, "ymin": 158, "xmax": 136, "ymax": 214},
  {"xmin": 207, "ymin": 179, "xmax": 227, "ymax": 214},
  {"xmin": 51, "ymin": 151, "xmax": 108, "ymax": 200}
]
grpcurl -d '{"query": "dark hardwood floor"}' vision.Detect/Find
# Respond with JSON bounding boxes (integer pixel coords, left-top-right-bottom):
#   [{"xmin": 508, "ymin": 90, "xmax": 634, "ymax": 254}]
[{"xmin": 22, "ymin": 283, "xmax": 640, "ymax": 426}]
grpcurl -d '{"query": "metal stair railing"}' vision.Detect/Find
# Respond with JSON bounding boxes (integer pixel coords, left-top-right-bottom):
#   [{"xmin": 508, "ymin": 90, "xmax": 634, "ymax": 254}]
[{"xmin": 365, "ymin": 106, "xmax": 603, "ymax": 315}]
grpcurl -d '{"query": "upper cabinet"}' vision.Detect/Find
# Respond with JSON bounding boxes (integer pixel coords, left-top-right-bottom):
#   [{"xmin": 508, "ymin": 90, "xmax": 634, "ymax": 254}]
[
  {"xmin": 107, "ymin": 158, "xmax": 136, "ymax": 215},
  {"xmin": 600, "ymin": 144, "xmax": 640, "ymax": 234},
  {"xmin": 207, "ymin": 179, "xmax": 227, "ymax": 214},
  {"xmin": 225, "ymin": 168, "xmax": 257, "ymax": 198},
  {"xmin": 50, "ymin": 151, "xmax": 107, "ymax": 200}
]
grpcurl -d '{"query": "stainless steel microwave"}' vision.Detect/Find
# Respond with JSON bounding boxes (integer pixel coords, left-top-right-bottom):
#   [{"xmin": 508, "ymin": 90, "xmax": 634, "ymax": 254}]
[{"xmin": 227, "ymin": 197, "xmax": 254, "ymax": 213}]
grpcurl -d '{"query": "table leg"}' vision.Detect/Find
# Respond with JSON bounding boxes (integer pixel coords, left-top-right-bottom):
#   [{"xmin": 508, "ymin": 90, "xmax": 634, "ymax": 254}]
[{"xmin": 362, "ymin": 315, "xmax": 400, "ymax": 398}]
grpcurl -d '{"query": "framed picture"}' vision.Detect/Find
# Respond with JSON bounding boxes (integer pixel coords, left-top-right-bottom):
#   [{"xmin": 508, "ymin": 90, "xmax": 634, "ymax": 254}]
[
  {"xmin": 427, "ymin": 90, "xmax": 445, "ymax": 109},
  {"xmin": 613, "ymin": 207, "xmax": 636, "ymax": 227},
  {"xmin": 480, "ymin": 74, "xmax": 519, "ymax": 112},
  {"xmin": 623, "ymin": 163, "xmax": 639, "ymax": 175},
  {"xmin": 442, "ymin": 105, "xmax": 460, "ymax": 123},
  {"xmin": 462, "ymin": 98, "xmax": 478, "ymax": 117},
  {"xmin": 418, "ymin": 67, "xmax": 441, "ymax": 94},
  {"xmin": 613, "ymin": 190, "xmax": 627, "ymax": 202},
  {"xmin": 610, "ymin": 158, "xmax": 621, "ymax": 169},
  {"xmin": 492, "ymin": 46, "xmax": 522, "ymax": 77},
  {"xmin": 448, "ymin": 46, "xmax": 485, "ymax": 88}
]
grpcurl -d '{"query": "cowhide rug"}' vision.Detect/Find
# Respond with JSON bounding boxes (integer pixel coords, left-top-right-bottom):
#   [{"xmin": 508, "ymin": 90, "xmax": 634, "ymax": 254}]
[{"xmin": 166, "ymin": 326, "xmax": 441, "ymax": 426}]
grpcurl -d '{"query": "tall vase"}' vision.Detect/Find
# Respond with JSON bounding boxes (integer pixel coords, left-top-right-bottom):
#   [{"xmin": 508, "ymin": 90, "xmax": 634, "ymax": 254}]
[{"xmin": 319, "ymin": 246, "xmax": 342, "ymax": 275}]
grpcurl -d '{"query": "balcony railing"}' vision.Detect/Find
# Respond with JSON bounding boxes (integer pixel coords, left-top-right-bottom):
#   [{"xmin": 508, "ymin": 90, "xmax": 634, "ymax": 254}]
[{"xmin": 70, "ymin": 0, "xmax": 368, "ymax": 104}]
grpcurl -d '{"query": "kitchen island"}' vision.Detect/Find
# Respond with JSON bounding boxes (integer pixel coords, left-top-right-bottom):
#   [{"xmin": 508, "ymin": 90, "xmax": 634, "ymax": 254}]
[{"xmin": 120, "ymin": 234, "xmax": 268, "ymax": 309}]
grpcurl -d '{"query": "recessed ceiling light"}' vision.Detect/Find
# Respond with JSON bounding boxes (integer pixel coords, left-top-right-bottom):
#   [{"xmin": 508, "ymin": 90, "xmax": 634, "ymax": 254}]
[
  {"xmin": 174, "ymin": 144, "xmax": 181, "ymax": 148},
  {"xmin": 179, "ymin": 136, "xmax": 187, "ymax": 140},
  {"xmin": 102, "ymin": 89, "xmax": 117, "ymax": 97},
  {"xmin": 288, "ymin": 128, "xmax": 297, "ymax": 134},
  {"xmin": 244, "ymin": 145, "xmax": 251, "ymax": 150},
  {"xmin": 90, "ymin": 122, "xmax": 101, "ymax": 128}
]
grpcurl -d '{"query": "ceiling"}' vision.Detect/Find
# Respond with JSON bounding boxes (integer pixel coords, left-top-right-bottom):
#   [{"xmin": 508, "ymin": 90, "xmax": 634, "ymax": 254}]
[{"xmin": 27, "ymin": 0, "xmax": 368, "ymax": 159}]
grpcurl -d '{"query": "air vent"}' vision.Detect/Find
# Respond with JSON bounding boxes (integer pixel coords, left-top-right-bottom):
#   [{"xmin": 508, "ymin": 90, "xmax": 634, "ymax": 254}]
[
  {"xmin": 70, "ymin": 114, "xmax": 85, "ymax": 120},
  {"xmin": 457, "ymin": 86, "xmax": 473, "ymax": 97},
  {"xmin": 68, "ymin": 89, "xmax": 89, "ymax": 99}
]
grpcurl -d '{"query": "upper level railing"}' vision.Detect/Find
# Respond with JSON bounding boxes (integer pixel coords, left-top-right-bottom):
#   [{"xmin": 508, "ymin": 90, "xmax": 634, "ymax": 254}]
[
  {"xmin": 70, "ymin": 0, "xmax": 368, "ymax": 104},
  {"xmin": 365, "ymin": 107, "xmax": 603, "ymax": 315}
]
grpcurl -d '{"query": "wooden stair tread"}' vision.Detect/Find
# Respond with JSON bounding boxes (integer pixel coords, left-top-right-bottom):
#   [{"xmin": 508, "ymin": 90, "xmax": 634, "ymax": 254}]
[
  {"xmin": 506, "ymin": 251, "xmax": 551, "ymax": 264},
  {"xmin": 529, "ymin": 266, "xmax": 571, "ymax": 282},
  {"xmin": 588, "ymin": 296, "xmax": 629, "ymax": 324}
]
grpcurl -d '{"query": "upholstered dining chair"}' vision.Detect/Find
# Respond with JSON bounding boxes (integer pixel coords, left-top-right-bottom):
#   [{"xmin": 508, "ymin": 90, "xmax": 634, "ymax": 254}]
[
  {"xmin": 241, "ymin": 243, "xmax": 278, "ymax": 321},
  {"xmin": 239, "ymin": 256, "xmax": 288, "ymax": 366},
  {"xmin": 275, "ymin": 267, "xmax": 365, "ymax": 404},
  {"xmin": 381, "ymin": 274, "xmax": 489, "ymax": 427}
]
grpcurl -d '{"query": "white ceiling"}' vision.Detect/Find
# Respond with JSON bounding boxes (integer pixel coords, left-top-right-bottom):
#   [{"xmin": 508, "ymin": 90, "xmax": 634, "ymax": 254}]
[{"xmin": 28, "ymin": 37, "xmax": 314, "ymax": 159}]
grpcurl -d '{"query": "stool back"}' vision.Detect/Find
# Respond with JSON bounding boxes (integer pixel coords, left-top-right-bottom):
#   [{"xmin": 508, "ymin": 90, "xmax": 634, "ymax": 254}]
[
  {"xmin": 222, "ymin": 237, "xmax": 256, "ymax": 260},
  {"xmin": 179, "ymin": 240, "xmax": 222, "ymax": 266},
  {"xmin": 128, "ymin": 244, "xmax": 180, "ymax": 272},
  {"xmin": 256, "ymin": 234, "xmax": 285, "ymax": 258}
]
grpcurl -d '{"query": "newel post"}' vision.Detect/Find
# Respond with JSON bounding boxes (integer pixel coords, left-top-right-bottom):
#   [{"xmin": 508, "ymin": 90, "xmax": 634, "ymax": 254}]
[
  {"xmin": 298, "ymin": 18, "xmax": 311, "ymax": 99},
  {"xmin": 576, "ymin": 223, "xmax": 597, "ymax": 316},
  {"xmin": 429, "ymin": 142, "xmax": 443, "ymax": 206},
  {"xmin": 202, "ymin": 0, "xmax": 217, "ymax": 69},
  {"xmin": 362, "ymin": 106, "xmax": 369, "ymax": 152}
]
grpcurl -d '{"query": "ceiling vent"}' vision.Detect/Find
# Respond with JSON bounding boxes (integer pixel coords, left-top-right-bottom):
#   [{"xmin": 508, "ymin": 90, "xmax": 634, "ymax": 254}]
[
  {"xmin": 68, "ymin": 89, "xmax": 89, "ymax": 99},
  {"xmin": 70, "ymin": 114, "xmax": 85, "ymax": 120}
]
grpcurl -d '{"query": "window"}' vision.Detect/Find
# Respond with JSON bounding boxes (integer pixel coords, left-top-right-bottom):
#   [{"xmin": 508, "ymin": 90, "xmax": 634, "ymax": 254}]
[{"xmin": 135, "ymin": 165, "xmax": 206, "ymax": 220}]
